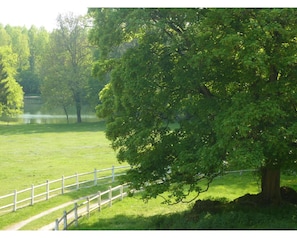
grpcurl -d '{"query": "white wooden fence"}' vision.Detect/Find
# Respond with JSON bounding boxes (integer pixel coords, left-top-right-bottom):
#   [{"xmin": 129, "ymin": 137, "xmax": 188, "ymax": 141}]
[
  {"xmin": 54, "ymin": 184, "xmax": 128, "ymax": 230},
  {"xmin": 0, "ymin": 165, "xmax": 130, "ymax": 215},
  {"xmin": 53, "ymin": 169, "xmax": 257, "ymax": 230}
]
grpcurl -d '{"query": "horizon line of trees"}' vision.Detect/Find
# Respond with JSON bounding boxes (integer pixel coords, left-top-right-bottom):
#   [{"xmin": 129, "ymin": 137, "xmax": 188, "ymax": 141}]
[{"xmin": 0, "ymin": 12, "xmax": 106, "ymax": 123}]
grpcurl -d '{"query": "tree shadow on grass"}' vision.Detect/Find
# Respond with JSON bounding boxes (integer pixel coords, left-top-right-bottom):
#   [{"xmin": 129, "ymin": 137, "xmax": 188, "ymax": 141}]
[
  {"xmin": 66, "ymin": 174, "xmax": 297, "ymax": 230},
  {"xmin": 0, "ymin": 121, "xmax": 106, "ymax": 135},
  {"xmin": 70, "ymin": 200, "xmax": 297, "ymax": 230},
  {"xmin": 71, "ymin": 213, "xmax": 191, "ymax": 230}
]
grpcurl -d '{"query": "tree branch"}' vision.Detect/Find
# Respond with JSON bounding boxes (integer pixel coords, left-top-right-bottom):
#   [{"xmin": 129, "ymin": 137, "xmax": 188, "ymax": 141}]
[{"xmin": 198, "ymin": 84, "xmax": 214, "ymax": 98}]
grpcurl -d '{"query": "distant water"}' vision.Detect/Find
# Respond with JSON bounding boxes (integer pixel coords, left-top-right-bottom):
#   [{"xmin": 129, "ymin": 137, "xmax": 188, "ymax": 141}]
[
  {"xmin": 18, "ymin": 113, "xmax": 98, "ymax": 124},
  {"xmin": 15, "ymin": 95, "xmax": 98, "ymax": 124}
]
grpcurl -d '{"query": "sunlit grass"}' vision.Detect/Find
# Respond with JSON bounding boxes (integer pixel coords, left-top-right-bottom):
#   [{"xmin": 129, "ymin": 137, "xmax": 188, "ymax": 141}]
[
  {"xmin": 70, "ymin": 172, "xmax": 297, "ymax": 230},
  {"xmin": 0, "ymin": 180, "xmax": 121, "ymax": 229},
  {"xmin": 199, "ymin": 172, "xmax": 261, "ymax": 201},
  {"xmin": 1, "ymin": 122, "xmax": 297, "ymax": 230},
  {"xmin": 0, "ymin": 121, "xmax": 123, "ymax": 195},
  {"xmin": 71, "ymin": 191, "xmax": 192, "ymax": 230}
]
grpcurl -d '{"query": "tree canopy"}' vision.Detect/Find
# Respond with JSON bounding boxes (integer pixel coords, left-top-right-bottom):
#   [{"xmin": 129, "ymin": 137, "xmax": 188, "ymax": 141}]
[
  {"xmin": 0, "ymin": 24, "xmax": 50, "ymax": 96},
  {"xmin": 91, "ymin": 8, "xmax": 297, "ymax": 205},
  {"xmin": 41, "ymin": 13, "xmax": 94, "ymax": 123},
  {"xmin": 0, "ymin": 15, "xmax": 100, "ymax": 123},
  {"xmin": 0, "ymin": 46, "xmax": 24, "ymax": 119}
]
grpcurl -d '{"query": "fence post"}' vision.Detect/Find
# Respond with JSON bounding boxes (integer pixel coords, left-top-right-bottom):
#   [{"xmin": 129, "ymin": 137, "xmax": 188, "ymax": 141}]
[
  {"xmin": 63, "ymin": 210, "xmax": 67, "ymax": 230},
  {"xmin": 76, "ymin": 173, "xmax": 79, "ymax": 190},
  {"xmin": 13, "ymin": 190, "xmax": 17, "ymax": 212},
  {"xmin": 120, "ymin": 185, "xmax": 124, "ymax": 201},
  {"xmin": 55, "ymin": 218, "xmax": 59, "ymax": 230},
  {"xmin": 109, "ymin": 186, "xmax": 112, "ymax": 207},
  {"xmin": 31, "ymin": 184, "xmax": 34, "ymax": 206},
  {"xmin": 94, "ymin": 168, "xmax": 97, "ymax": 186},
  {"xmin": 87, "ymin": 197, "xmax": 90, "ymax": 218},
  {"xmin": 97, "ymin": 191, "xmax": 101, "ymax": 211},
  {"xmin": 62, "ymin": 175, "xmax": 65, "ymax": 194},
  {"xmin": 46, "ymin": 180, "xmax": 49, "ymax": 200},
  {"xmin": 74, "ymin": 203, "xmax": 78, "ymax": 227},
  {"xmin": 112, "ymin": 165, "xmax": 115, "ymax": 182}
]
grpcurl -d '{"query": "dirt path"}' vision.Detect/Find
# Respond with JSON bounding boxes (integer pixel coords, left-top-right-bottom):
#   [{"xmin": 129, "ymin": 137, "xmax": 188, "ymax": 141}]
[
  {"xmin": 38, "ymin": 203, "xmax": 99, "ymax": 230},
  {"xmin": 4, "ymin": 189, "xmax": 124, "ymax": 230},
  {"xmin": 4, "ymin": 199, "xmax": 80, "ymax": 230}
]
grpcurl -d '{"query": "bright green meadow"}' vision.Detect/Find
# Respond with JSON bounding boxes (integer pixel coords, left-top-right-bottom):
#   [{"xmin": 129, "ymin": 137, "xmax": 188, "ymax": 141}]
[
  {"xmin": 70, "ymin": 172, "xmax": 297, "ymax": 230},
  {"xmin": 1, "ymin": 121, "xmax": 297, "ymax": 230},
  {"xmin": 0, "ymin": 121, "xmax": 123, "ymax": 195}
]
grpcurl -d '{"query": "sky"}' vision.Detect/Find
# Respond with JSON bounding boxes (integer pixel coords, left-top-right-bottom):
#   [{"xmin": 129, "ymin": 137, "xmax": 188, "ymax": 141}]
[
  {"xmin": 0, "ymin": 1, "xmax": 294, "ymax": 31},
  {"xmin": 0, "ymin": 0, "xmax": 93, "ymax": 31},
  {"xmin": 0, "ymin": 0, "xmax": 205, "ymax": 31}
]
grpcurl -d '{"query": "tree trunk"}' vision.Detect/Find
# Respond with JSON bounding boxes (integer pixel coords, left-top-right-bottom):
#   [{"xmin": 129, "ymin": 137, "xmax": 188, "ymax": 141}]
[
  {"xmin": 73, "ymin": 91, "xmax": 82, "ymax": 123},
  {"xmin": 76, "ymin": 102, "xmax": 82, "ymax": 123},
  {"xmin": 63, "ymin": 105, "xmax": 69, "ymax": 124},
  {"xmin": 260, "ymin": 166, "xmax": 281, "ymax": 205}
]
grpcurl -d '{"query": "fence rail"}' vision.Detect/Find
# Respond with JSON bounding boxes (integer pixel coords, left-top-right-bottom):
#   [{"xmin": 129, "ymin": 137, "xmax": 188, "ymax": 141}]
[
  {"xmin": 54, "ymin": 184, "xmax": 128, "ymax": 230},
  {"xmin": 53, "ymin": 169, "xmax": 257, "ymax": 230},
  {"xmin": 0, "ymin": 165, "xmax": 130, "ymax": 215}
]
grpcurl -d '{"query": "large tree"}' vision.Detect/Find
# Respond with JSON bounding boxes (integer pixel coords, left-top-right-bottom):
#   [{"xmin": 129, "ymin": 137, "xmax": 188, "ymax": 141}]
[
  {"xmin": 91, "ymin": 8, "xmax": 297, "ymax": 205},
  {"xmin": 41, "ymin": 12, "xmax": 93, "ymax": 123}
]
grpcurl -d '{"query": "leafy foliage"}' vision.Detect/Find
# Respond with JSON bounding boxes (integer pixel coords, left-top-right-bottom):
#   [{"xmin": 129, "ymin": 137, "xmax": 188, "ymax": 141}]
[
  {"xmin": 40, "ymin": 13, "xmax": 94, "ymax": 123},
  {"xmin": 92, "ymin": 8, "xmax": 297, "ymax": 203},
  {"xmin": 0, "ymin": 46, "xmax": 24, "ymax": 119}
]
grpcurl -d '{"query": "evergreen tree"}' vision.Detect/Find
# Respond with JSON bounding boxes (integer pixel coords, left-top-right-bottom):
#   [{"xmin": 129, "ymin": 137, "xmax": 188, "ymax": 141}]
[{"xmin": 0, "ymin": 46, "xmax": 24, "ymax": 120}]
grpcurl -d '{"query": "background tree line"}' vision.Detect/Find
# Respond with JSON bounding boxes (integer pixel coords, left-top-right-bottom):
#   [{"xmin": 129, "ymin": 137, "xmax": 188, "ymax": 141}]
[{"xmin": 0, "ymin": 12, "xmax": 106, "ymax": 123}]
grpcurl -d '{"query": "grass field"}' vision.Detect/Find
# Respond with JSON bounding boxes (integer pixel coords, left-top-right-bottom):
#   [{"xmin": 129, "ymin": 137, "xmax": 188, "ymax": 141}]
[
  {"xmin": 0, "ymin": 121, "xmax": 123, "ymax": 195},
  {"xmin": 1, "ymin": 121, "xmax": 297, "ymax": 230},
  {"xmin": 70, "ymin": 172, "xmax": 297, "ymax": 230},
  {"xmin": 0, "ymin": 181, "xmax": 122, "ymax": 229}
]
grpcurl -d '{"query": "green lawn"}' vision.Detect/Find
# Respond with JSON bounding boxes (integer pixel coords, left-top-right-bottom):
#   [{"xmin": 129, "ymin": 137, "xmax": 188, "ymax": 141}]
[
  {"xmin": 1, "ymin": 121, "xmax": 297, "ymax": 230},
  {"xmin": 0, "ymin": 181, "xmax": 122, "ymax": 229},
  {"xmin": 70, "ymin": 172, "xmax": 297, "ymax": 230},
  {"xmin": 0, "ymin": 121, "xmax": 123, "ymax": 195},
  {"xmin": 0, "ymin": 121, "xmax": 125, "ymax": 229}
]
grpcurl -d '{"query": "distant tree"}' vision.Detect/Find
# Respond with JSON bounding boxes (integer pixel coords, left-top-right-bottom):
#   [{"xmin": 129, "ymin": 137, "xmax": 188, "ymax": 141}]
[
  {"xmin": 4, "ymin": 25, "xmax": 30, "ymax": 72},
  {"xmin": 19, "ymin": 26, "xmax": 50, "ymax": 95},
  {"xmin": 0, "ymin": 46, "xmax": 24, "ymax": 120},
  {"xmin": 0, "ymin": 24, "xmax": 11, "ymax": 47},
  {"xmin": 41, "ymin": 73, "xmax": 73, "ymax": 123},
  {"xmin": 41, "ymin": 12, "xmax": 93, "ymax": 123},
  {"xmin": 0, "ymin": 25, "xmax": 52, "ymax": 96},
  {"xmin": 18, "ymin": 70, "xmax": 40, "ymax": 95},
  {"xmin": 92, "ymin": 8, "xmax": 297, "ymax": 205}
]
